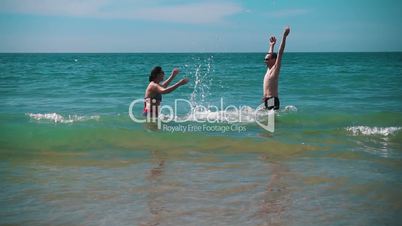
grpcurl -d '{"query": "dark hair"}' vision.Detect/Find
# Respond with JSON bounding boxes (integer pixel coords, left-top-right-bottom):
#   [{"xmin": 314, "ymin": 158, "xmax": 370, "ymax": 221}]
[
  {"xmin": 149, "ymin": 66, "xmax": 162, "ymax": 82},
  {"xmin": 270, "ymin": 52, "xmax": 277, "ymax": 59}
]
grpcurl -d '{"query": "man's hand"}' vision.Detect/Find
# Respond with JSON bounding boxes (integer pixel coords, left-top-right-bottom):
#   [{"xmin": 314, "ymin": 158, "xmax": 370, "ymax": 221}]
[
  {"xmin": 172, "ymin": 68, "xmax": 180, "ymax": 77},
  {"xmin": 284, "ymin": 27, "xmax": 290, "ymax": 37},
  {"xmin": 269, "ymin": 36, "xmax": 276, "ymax": 46}
]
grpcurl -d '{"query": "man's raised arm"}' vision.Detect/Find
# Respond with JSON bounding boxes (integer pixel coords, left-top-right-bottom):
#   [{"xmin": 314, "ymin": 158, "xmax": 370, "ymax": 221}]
[
  {"xmin": 268, "ymin": 36, "xmax": 276, "ymax": 54},
  {"xmin": 275, "ymin": 27, "xmax": 290, "ymax": 68}
]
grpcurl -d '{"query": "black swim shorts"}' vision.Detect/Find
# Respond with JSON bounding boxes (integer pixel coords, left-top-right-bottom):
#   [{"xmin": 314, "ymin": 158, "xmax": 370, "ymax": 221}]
[{"xmin": 264, "ymin": 96, "xmax": 280, "ymax": 110}]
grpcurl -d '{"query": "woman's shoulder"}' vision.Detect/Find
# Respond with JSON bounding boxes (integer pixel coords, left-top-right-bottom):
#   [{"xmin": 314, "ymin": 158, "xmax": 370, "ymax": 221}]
[
  {"xmin": 147, "ymin": 82, "xmax": 161, "ymax": 92},
  {"xmin": 147, "ymin": 81, "xmax": 156, "ymax": 88}
]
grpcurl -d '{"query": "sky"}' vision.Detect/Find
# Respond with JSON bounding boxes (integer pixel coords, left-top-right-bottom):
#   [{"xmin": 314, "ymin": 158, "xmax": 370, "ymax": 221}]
[{"xmin": 0, "ymin": 0, "xmax": 401, "ymax": 52}]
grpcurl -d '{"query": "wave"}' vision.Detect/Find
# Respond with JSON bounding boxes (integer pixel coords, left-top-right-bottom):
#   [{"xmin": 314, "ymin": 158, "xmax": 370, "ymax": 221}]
[
  {"xmin": 345, "ymin": 126, "xmax": 401, "ymax": 137},
  {"xmin": 26, "ymin": 113, "xmax": 100, "ymax": 123},
  {"xmin": 282, "ymin": 105, "xmax": 298, "ymax": 113}
]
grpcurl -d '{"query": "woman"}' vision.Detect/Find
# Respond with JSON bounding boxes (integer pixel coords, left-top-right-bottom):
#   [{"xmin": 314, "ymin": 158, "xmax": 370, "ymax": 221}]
[{"xmin": 144, "ymin": 66, "xmax": 189, "ymax": 117}]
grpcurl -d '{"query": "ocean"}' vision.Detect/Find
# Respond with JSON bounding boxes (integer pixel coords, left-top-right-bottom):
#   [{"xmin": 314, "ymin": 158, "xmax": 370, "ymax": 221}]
[{"xmin": 1, "ymin": 52, "xmax": 401, "ymax": 225}]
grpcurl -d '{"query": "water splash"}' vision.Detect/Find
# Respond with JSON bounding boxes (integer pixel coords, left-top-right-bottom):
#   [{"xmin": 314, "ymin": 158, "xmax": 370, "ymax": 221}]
[
  {"xmin": 27, "ymin": 113, "xmax": 100, "ymax": 123},
  {"xmin": 186, "ymin": 55, "xmax": 215, "ymax": 107},
  {"xmin": 346, "ymin": 126, "xmax": 401, "ymax": 136},
  {"xmin": 282, "ymin": 105, "xmax": 298, "ymax": 113}
]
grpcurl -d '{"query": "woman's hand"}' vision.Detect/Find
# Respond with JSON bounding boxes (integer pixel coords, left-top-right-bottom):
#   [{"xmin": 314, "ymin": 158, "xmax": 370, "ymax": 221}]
[
  {"xmin": 179, "ymin": 78, "xmax": 189, "ymax": 86},
  {"xmin": 172, "ymin": 68, "xmax": 180, "ymax": 77}
]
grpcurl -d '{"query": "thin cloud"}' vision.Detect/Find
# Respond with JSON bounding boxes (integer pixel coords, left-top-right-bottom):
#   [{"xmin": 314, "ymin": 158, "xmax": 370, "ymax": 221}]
[
  {"xmin": 269, "ymin": 8, "xmax": 311, "ymax": 18},
  {"xmin": 127, "ymin": 2, "xmax": 243, "ymax": 24},
  {"xmin": 0, "ymin": 0, "xmax": 108, "ymax": 17},
  {"xmin": 0, "ymin": 0, "xmax": 244, "ymax": 24}
]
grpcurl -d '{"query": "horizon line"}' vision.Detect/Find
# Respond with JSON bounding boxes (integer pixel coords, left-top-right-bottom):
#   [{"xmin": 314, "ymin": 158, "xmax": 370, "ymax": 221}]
[{"xmin": 1, "ymin": 51, "xmax": 401, "ymax": 54}]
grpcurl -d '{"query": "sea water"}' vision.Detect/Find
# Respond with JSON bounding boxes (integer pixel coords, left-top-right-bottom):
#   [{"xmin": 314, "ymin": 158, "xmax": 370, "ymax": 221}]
[{"xmin": 0, "ymin": 53, "xmax": 401, "ymax": 225}]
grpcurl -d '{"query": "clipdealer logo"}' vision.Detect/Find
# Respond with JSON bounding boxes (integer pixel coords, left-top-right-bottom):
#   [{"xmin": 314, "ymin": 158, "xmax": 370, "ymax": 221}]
[{"xmin": 128, "ymin": 98, "xmax": 274, "ymax": 133}]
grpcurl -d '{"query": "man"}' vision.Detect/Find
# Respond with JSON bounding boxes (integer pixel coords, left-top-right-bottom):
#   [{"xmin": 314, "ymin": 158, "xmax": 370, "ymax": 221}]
[{"xmin": 263, "ymin": 26, "xmax": 290, "ymax": 110}]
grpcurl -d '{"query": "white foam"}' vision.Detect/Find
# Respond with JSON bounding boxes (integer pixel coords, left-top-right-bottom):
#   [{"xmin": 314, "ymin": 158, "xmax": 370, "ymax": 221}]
[
  {"xmin": 27, "ymin": 113, "xmax": 100, "ymax": 123},
  {"xmin": 346, "ymin": 126, "xmax": 401, "ymax": 136},
  {"xmin": 282, "ymin": 105, "xmax": 298, "ymax": 112}
]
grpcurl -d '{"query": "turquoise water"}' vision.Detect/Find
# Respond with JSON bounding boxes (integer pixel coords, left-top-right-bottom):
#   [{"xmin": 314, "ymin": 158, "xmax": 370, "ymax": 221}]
[{"xmin": 1, "ymin": 53, "xmax": 402, "ymax": 225}]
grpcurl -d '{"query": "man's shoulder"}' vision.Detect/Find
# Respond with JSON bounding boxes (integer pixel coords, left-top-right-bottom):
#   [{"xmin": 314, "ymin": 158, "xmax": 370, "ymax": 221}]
[
  {"xmin": 266, "ymin": 66, "xmax": 277, "ymax": 73},
  {"xmin": 271, "ymin": 65, "xmax": 280, "ymax": 74},
  {"xmin": 265, "ymin": 66, "xmax": 279, "ymax": 80}
]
